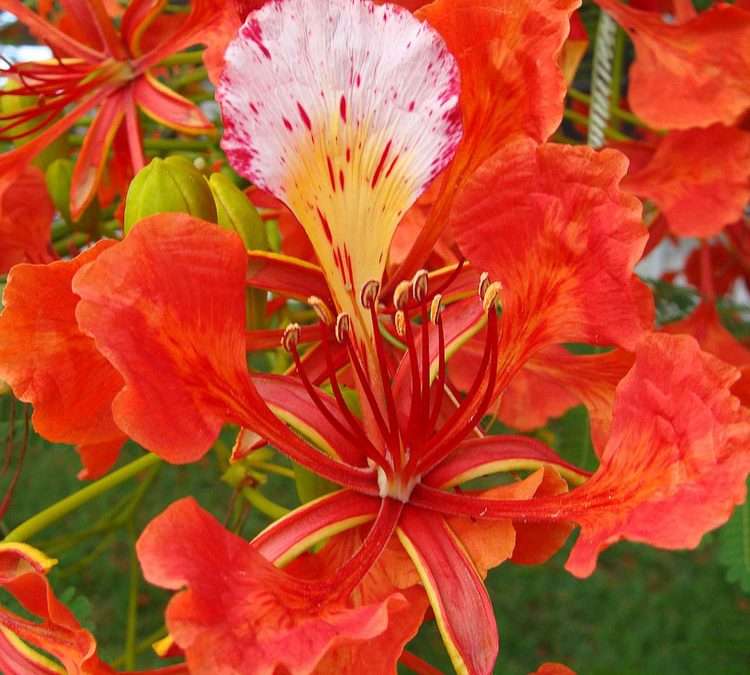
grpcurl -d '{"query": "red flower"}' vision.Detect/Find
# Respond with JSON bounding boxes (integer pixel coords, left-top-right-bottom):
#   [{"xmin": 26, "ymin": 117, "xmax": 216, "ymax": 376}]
[{"xmin": 0, "ymin": 0, "xmax": 216, "ymax": 219}]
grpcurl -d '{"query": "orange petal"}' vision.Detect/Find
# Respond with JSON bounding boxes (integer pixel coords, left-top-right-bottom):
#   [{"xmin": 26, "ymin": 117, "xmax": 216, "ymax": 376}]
[
  {"xmin": 0, "ymin": 241, "xmax": 126, "ymax": 479},
  {"xmin": 73, "ymin": 215, "xmax": 374, "ymax": 490},
  {"xmin": 622, "ymin": 125, "xmax": 750, "ymax": 238},
  {"xmin": 566, "ymin": 333, "xmax": 750, "ymax": 577},
  {"xmin": 137, "ymin": 497, "xmax": 413, "ymax": 675},
  {"xmin": 392, "ymin": 0, "xmax": 579, "ymax": 283},
  {"xmin": 453, "ymin": 140, "xmax": 650, "ymax": 363},
  {"xmin": 0, "ymin": 165, "xmax": 54, "ymax": 274},
  {"xmin": 597, "ymin": 0, "xmax": 750, "ymax": 129}
]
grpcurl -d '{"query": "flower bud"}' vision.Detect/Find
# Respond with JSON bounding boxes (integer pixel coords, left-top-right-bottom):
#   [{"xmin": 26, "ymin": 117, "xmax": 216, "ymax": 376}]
[
  {"xmin": 123, "ymin": 156, "xmax": 217, "ymax": 233},
  {"xmin": 207, "ymin": 172, "xmax": 269, "ymax": 251},
  {"xmin": 45, "ymin": 158, "xmax": 99, "ymax": 232}
]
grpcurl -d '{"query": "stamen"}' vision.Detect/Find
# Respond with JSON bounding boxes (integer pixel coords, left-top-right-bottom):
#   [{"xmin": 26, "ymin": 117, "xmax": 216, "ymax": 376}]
[
  {"xmin": 360, "ymin": 279, "xmax": 381, "ymax": 310},
  {"xmin": 285, "ymin": 323, "xmax": 391, "ymax": 471},
  {"xmin": 335, "ymin": 312, "xmax": 351, "ymax": 344},
  {"xmin": 308, "ymin": 295, "xmax": 334, "ymax": 325},
  {"xmin": 318, "ymin": 323, "xmax": 386, "ymax": 464},
  {"xmin": 415, "ymin": 305, "xmax": 499, "ymax": 473},
  {"xmin": 367, "ymin": 301, "xmax": 402, "ymax": 464},
  {"xmin": 394, "ymin": 310, "xmax": 406, "ymax": 337},
  {"xmin": 427, "ymin": 309, "xmax": 446, "ymax": 432},
  {"xmin": 393, "ymin": 280, "xmax": 411, "ymax": 310},
  {"xmin": 478, "ymin": 271, "xmax": 490, "ymax": 300},
  {"xmin": 481, "ymin": 281, "xmax": 502, "ymax": 312},
  {"xmin": 411, "ymin": 269, "xmax": 429, "ymax": 303},
  {"xmin": 281, "ymin": 323, "xmax": 301, "ymax": 352},
  {"xmin": 343, "ymin": 332, "xmax": 396, "ymax": 467},
  {"xmin": 429, "ymin": 294, "xmax": 443, "ymax": 324}
]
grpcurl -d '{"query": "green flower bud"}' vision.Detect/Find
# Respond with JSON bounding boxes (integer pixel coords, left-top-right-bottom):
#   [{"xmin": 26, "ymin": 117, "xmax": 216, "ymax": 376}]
[
  {"xmin": 123, "ymin": 156, "xmax": 217, "ymax": 234},
  {"xmin": 45, "ymin": 158, "xmax": 99, "ymax": 233},
  {"xmin": 208, "ymin": 172, "xmax": 270, "ymax": 328},
  {"xmin": 208, "ymin": 172, "xmax": 269, "ymax": 251}
]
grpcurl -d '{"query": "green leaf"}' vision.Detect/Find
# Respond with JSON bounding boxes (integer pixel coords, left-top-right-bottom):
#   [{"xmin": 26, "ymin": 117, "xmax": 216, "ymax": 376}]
[
  {"xmin": 717, "ymin": 482, "xmax": 750, "ymax": 593},
  {"xmin": 546, "ymin": 405, "xmax": 598, "ymax": 472}
]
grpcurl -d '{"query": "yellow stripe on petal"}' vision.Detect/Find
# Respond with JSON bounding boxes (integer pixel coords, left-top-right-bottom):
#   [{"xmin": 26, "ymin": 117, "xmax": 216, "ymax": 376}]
[
  {"xmin": 0, "ymin": 542, "xmax": 58, "ymax": 575},
  {"xmin": 0, "ymin": 628, "xmax": 65, "ymax": 674},
  {"xmin": 219, "ymin": 0, "xmax": 461, "ymax": 339},
  {"xmin": 396, "ymin": 526, "xmax": 471, "ymax": 675}
]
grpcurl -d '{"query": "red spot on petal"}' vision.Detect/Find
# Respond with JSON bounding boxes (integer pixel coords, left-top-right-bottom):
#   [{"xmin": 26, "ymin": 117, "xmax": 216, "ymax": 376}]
[
  {"xmin": 297, "ymin": 102, "xmax": 312, "ymax": 131},
  {"xmin": 316, "ymin": 207, "xmax": 333, "ymax": 243},
  {"xmin": 326, "ymin": 156, "xmax": 336, "ymax": 192},
  {"xmin": 282, "ymin": 117, "xmax": 292, "ymax": 131},
  {"xmin": 356, "ymin": 73, "xmax": 362, "ymax": 88},
  {"xmin": 339, "ymin": 170, "xmax": 345, "ymax": 191},
  {"xmin": 344, "ymin": 247, "xmax": 354, "ymax": 288},
  {"xmin": 340, "ymin": 95, "xmax": 347, "ymax": 123},
  {"xmin": 385, "ymin": 154, "xmax": 399, "ymax": 178},
  {"xmin": 408, "ymin": 100, "xmax": 415, "ymax": 112},
  {"xmin": 242, "ymin": 19, "xmax": 271, "ymax": 59},
  {"xmin": 371, "ymin": 140, "xmax": 392, "ymax": 189},
  {"xmin": 346, "ymin": 147, "xmax": 351, "ymax": 163}
]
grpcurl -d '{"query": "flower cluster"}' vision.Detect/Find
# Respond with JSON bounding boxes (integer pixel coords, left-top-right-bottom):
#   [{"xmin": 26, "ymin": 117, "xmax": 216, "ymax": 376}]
[{"xmin": 0, "ymin": 1, "xmax": 748, "ymax": 674}]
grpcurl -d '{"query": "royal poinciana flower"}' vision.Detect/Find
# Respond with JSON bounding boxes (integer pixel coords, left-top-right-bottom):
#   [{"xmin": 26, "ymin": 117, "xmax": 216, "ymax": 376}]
[
  {"xmin": 0, "ymin": 0, "xmax": 216, "ymax": 218},
  {"xmin": 2, "ymin": 0, "xmax": 732, "ymax": 672}
]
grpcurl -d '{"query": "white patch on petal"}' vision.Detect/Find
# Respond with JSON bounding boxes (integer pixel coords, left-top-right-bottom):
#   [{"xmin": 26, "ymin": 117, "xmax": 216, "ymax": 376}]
[{"xmin": 218, "ymin": 0, "xmax": 461, "ymax": 330}]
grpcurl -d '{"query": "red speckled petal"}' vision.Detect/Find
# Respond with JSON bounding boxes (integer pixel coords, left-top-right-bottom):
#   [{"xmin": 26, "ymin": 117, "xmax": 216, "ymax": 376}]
[{"xmin": 218, "ymin": 0, "xmax": 461, "ymax": 335}]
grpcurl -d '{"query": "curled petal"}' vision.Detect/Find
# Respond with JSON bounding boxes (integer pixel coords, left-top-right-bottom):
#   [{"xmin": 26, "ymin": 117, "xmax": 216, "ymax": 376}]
[
  {"xmin": 0, "ymin": 242, "xmax": 126, "ymax": 478},
  {"xmin": 597, "ymin": 0, "xmax": 750, "ymax": 129},
  {"xmin": 453, "ymin": 140, "xmax": 651, "ymax": 361},
  {"xmin": 73, "ymin": 215, "xmax": 374, "ymax": 489},
  {"xmin": 566, "ymin": 333, "xmax": 750, "ymax": 577},
  {"xmin": 138, "ymin": 497, "xmax": 411, "ymax": 675},
  {"xmin": 0, "ymin": 543, "xmax": 109, "ymax": 674},
  {"xmin": 218, "ymin": 0, "xmax": 461, "ymax": 336}
]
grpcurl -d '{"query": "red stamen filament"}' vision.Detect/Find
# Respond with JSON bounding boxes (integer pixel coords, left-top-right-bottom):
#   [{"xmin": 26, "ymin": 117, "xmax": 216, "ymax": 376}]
[{"xmin": 288, "ymin": 341, "xmax": 391, "ymax": 474}]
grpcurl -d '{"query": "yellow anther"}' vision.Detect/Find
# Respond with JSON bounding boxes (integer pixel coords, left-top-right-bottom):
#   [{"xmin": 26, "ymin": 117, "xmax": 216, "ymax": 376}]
[
  {"xmin": 430, "ymin": 293, "xmax": 443, "ymax": 324},
  {"xmin": 411, "ymin": 269, "xmax": 429, "ymax": 303},
  {"xmin": 394, "ymin": 310, "xmax": 407, "ymax": 337},
  {"xmin": 478, "ymin": 271, "xmax": 490, "ymax": 300},
  {"xmin": 481, "ymin": 281, "xmax": 502, "ymax": 312}
]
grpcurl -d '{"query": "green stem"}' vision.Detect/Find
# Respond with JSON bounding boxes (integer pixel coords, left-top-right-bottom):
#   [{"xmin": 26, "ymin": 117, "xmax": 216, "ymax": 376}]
[
  {"xmin": 567, "ymin": 88, "xmax": 656, "ymax": 131},
  {"xmin": 125, "ymin": 521, "xmax": 139, "ymax": 670},
  {"xmin": 241, "ymin": 486, "xmax": 290, "ymax": 520},
  {"xmin": 53, "ymin": 232, "xmax": 89, "ymax": 254},
  {"xmin": 159, "ymin": 50, "xmax": 205, "ymax": 67},
  {"xmin": 112, "ymin": 626, "xmax": 167, "ymax": 669},
  {"xmin": 4, "ymin": 454, "xmax": 161, "ymax": 543}
]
